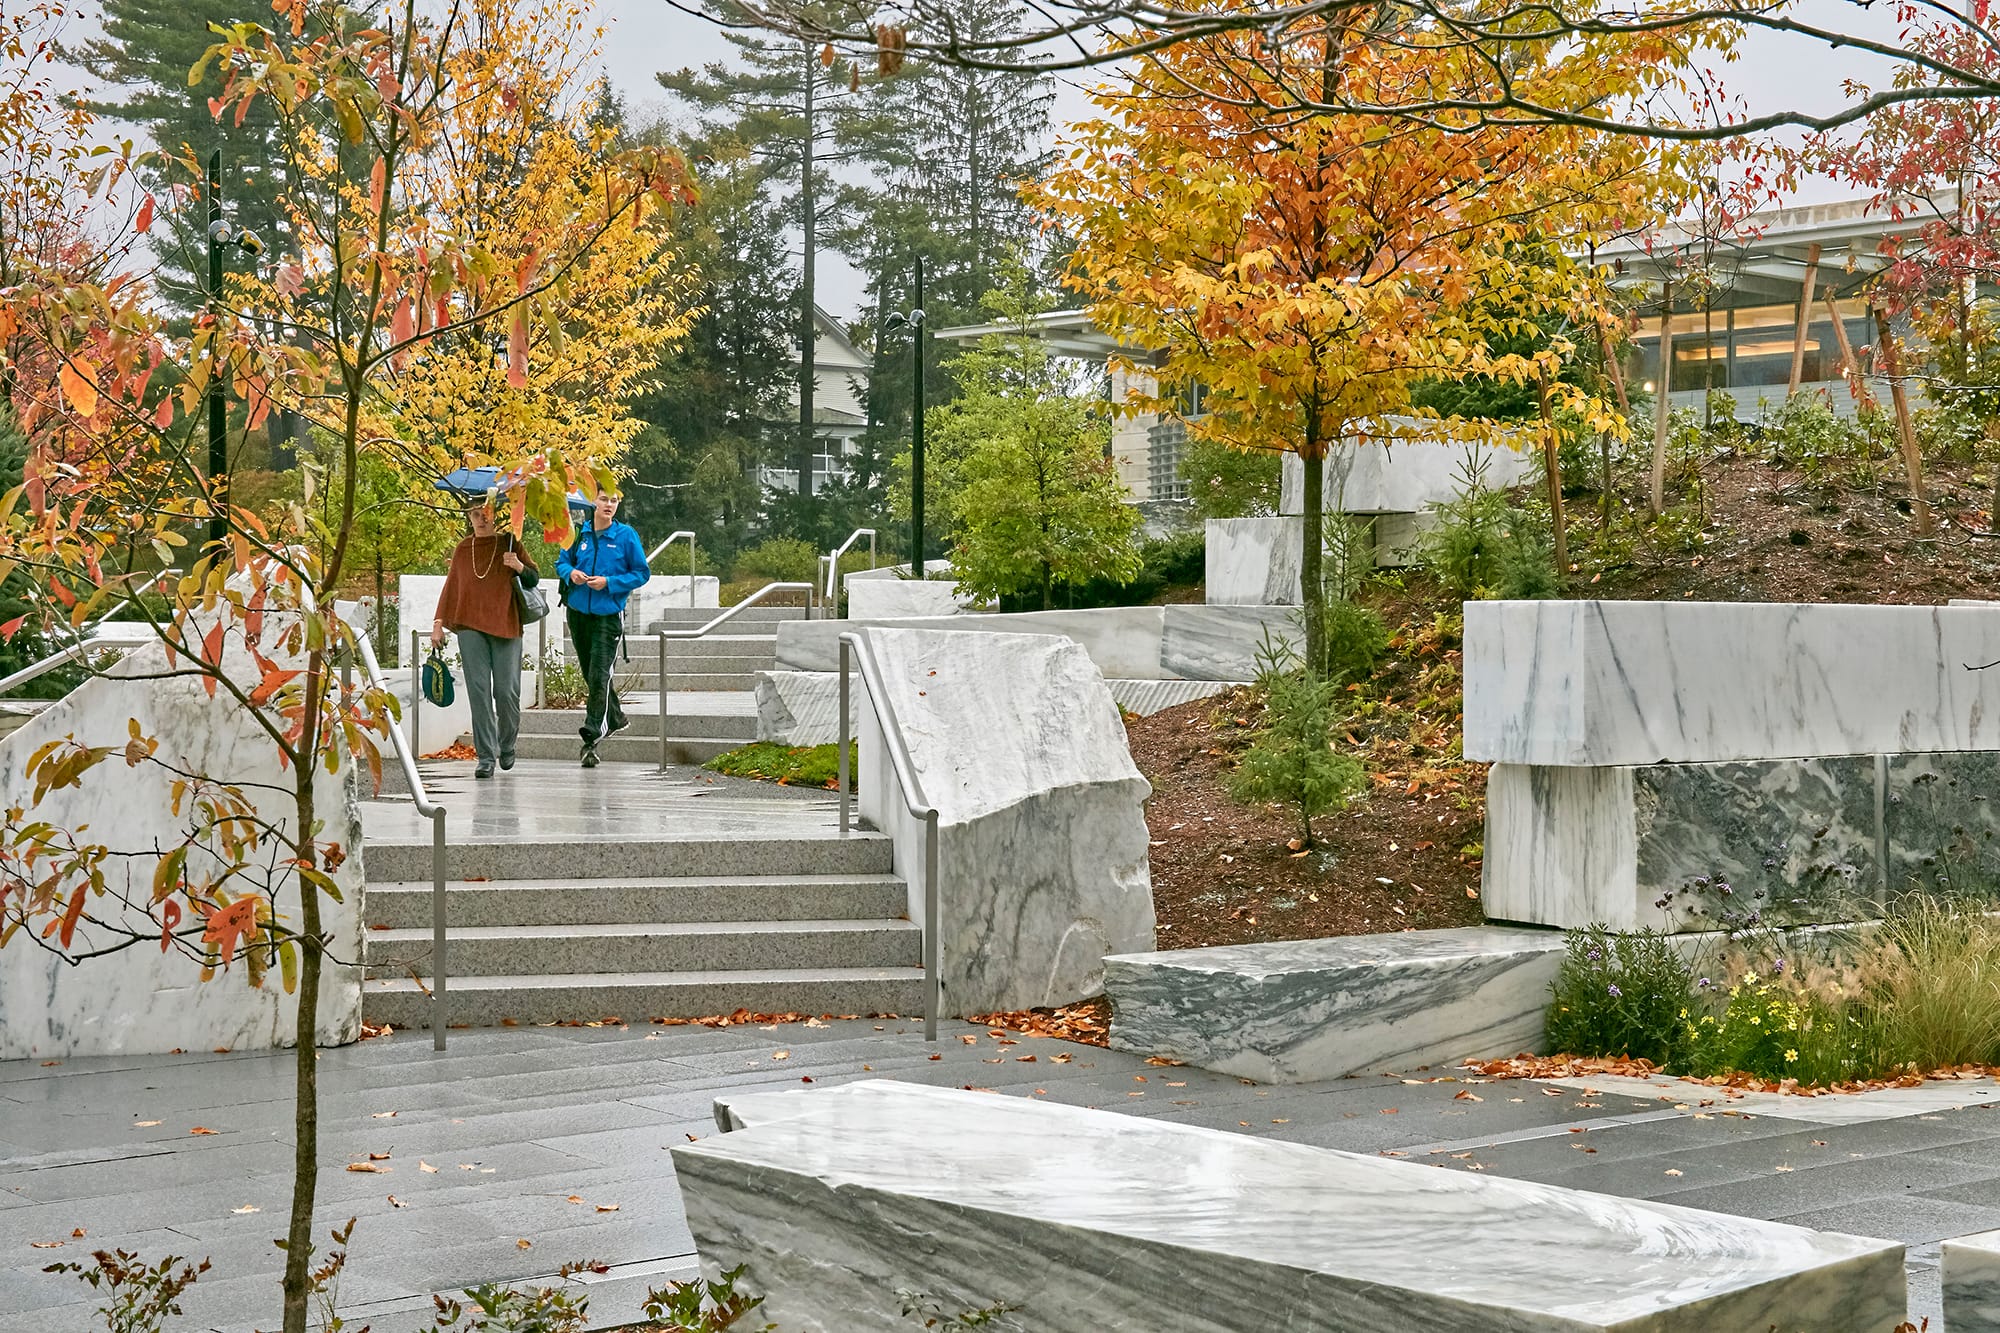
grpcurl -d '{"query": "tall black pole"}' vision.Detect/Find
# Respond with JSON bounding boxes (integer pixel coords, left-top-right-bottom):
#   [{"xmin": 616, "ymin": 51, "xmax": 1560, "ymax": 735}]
[
  {"xmin": 910, "ymin": 254, "xmax": 924, "ymax": 578},
  {"xmin": 206, "ymin": 149, "xmax": 227, "ymax": 552}
]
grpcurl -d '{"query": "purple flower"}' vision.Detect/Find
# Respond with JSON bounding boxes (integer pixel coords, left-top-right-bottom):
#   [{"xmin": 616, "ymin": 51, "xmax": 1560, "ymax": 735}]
[
  {"xmin": 1772, "ymin": 958, "xmax": 1786, "ymax": 974},
  {"xmin": 1607, "ymin": 983, "xmax": 1623, "ymax": 997},
  {"xmin": 1697, "ymin": 977, "xmax": 1712, "ymax": 989},
  {"xmin": 1587, "ymin": 949, "xmax": 1601, "ymax": 962}
]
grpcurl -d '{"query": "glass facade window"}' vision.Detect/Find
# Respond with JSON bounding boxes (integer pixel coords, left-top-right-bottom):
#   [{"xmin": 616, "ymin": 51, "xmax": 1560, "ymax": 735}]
[
  {"xmin": 1148, "ymin": 418, "xmax": 1190, "ymax": 501},
  {"xmin": 1641, "ymin": 299, "xmax": 1875, "ymax": 395}
]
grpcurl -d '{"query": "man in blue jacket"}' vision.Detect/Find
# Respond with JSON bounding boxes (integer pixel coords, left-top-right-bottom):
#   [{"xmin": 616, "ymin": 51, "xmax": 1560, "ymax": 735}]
[{"xmin": 558, "ymin": 490, "xmax": 651, "ymax": 767}]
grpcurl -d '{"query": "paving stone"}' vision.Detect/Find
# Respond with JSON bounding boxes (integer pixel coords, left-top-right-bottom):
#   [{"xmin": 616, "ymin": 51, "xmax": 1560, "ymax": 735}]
[{"xmin": 1773, "ymin": 1194, "xmax": 2000, "ymax": 1246}]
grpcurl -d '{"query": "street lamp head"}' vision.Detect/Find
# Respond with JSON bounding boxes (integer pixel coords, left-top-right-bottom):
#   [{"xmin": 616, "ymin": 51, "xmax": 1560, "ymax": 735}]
[
  {"xmin": 235, "ymin": 228, "xmax": 265, "ymax": 257},
  {"xmin": 208, "ymin": 220, "xmax": 233, "ymax": 244},
  {"xmin": 883, "ymin": 308, "xmax": 926, "ymax": 332}
]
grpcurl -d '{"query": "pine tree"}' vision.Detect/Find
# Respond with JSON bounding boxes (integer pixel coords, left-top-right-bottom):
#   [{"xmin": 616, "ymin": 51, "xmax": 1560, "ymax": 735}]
[
  {"xmin": 658, "ymin": 6, "xmax": 867, "ymax": 511},
  {"xmin": 78, "ymin": 0, "xmax": 294, "ymax": 317}
]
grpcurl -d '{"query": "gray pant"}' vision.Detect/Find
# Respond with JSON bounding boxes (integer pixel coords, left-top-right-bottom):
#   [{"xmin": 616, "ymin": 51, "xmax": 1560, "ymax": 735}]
[{"xmin": 457, "ymin": 628, "xmax": 522, "ymax": 766}]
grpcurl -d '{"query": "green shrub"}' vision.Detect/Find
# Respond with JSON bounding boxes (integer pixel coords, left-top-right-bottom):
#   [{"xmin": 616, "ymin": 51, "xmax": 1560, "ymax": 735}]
[
  {"xmin": 1181, "ymin": 437, "xmax": 1280, "ymax": 519},
  {"xmin": 1419, "ymin": 488, "xmax": 1558, "ymax": 600},
  {"xmin": 44, "ymin": 1249, "xmax": 210, "ymax": 1333},
  {"xmin": 1029, "ymin": 529, "xmax": 1205, "ymax": 611},
  {"xmin": 1311, "ymin": 596, "xmax": 1389, "ymax": 686},
  {"xmin": 705, "ymin": 741, "xmax": 846, "ymax": 790},
  {"xmin": 1766, "ymin": 391, "xmax": 1881, "ymax": 486},
  {"xmin": 1226, "ymin": 638, "xmax": 1366, "ymax": 846},
  {"xmin": 1544, "ymin": 925, "xmax": 1693, "ymax": 1066},
  {"xmin": 1683, "ymin": 969, "xmax": 1877, "ymax": 1086},
  {"xmin": 733, "ymin": 536, "xmax": 821, "ymax": 583},
  {"xmin": 537, "ymin": 657, "xmax": 588, "ymax": 709}
]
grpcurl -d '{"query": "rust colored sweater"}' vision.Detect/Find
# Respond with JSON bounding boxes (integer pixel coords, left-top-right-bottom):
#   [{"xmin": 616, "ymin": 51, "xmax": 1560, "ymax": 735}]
[{"xmin": 436, "ymin": 535, "xmax": 538, "ymax": 640}]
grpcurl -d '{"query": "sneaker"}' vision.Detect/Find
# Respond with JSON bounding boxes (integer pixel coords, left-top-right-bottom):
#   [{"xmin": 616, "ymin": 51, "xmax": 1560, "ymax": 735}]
[
  {"xmin": 498, "ymin": 753, "xmax": 515, "ymax": 772},
  {"xmin": 608, "ymin": 716, "xmax": 631, "ymax": 738},
  {"xmin": 474, "ymin": 763, "xmax": 495, "ymax": 780},
  {"xmin": 581, "ymin": 745, "xmax": 600, "ymax": 770}
]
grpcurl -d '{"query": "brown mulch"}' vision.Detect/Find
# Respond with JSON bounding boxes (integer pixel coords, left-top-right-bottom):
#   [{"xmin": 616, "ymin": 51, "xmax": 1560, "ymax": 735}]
[{"xmin": 1126, "ymin": 684, "xmax": 1486, "ymax": 954}]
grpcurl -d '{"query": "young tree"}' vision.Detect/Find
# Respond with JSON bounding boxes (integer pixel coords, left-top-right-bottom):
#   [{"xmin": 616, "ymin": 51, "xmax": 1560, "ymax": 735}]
[
  {"xmin": 924, "ymin": 278, "xmax": 1141, "ymax": 608},
  {"xmin": 1031, "ymin": 8, "xmax": 1673, "ymax": 668},
  {"xmin": 0, "ymin": 7, "xmax": 693, "ymax": 1332}
]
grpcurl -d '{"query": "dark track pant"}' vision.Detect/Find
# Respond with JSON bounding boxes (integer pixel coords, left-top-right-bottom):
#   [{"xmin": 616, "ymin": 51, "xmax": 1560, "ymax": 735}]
[{"xmin": 567, "ymin": 608, "xmax": 626, "ymax": 746}]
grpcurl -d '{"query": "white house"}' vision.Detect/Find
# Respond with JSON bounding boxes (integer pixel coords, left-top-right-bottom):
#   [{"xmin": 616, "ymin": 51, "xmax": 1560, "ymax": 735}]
[{"xmin": 762, "ymin": 306, "xmax": 874, "ymax": 495}]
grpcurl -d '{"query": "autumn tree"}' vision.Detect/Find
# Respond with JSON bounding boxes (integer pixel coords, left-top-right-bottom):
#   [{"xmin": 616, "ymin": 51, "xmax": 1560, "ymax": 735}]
[
  {"xmin": 922, "ymin": 273, "xmax": 1141, "ymax": 608},
  {"xmin": 1031, "ymin": 6, "xmax": 1684, "ymax": 667},
  {"xmin": 0, "ymin": 5, "xmax": 692, "ymax": 1331}
]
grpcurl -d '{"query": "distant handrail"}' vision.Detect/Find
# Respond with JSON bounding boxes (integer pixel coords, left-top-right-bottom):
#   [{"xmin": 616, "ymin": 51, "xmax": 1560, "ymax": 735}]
[
  {"xmin": 647, "ymin": 530, "xmax": 697, "ymax": 609},
  {"xmin": 353, "ymin": 629, "xmax": 452, "ymax": 1052},
  {"xmin": 837, "ymin": 629, "xmax": 939, "ymax": 1042},
  {"xmin": 824, "ymin": 527, "xmax": 878, "ymax": 607},
  {"xmin": 655, "ymin": 581, "xmax": 816, "ymax": 770}
]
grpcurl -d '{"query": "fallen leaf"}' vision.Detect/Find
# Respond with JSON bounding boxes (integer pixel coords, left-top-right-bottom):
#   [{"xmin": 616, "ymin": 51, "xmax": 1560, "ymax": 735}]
[
  {"xmin": 232, "ymin": 1205, "xmax": 260, "ymax": 1214},
  {"xmin": 367, "ymin": 1152, "xmax": 390, "ymax": 1161},
  {"xmin": 371, "ymin": 1111, "xmax": 398, "ymax": 1120},
  {"xmin": 70, "ymin": 1228, "xmax": 85, "ymax": 1238},
  {"xmin": 771, "ymin": 1050, "xmax": 790, "ymax": 1061},
  {"xmin": 594, "ymin": 1203, "xmax": 619, "ymax": 1213},
  {"xmin": 516, "ymin": 1239, "xmax": 532, "ymax": 1250},
  {"xmin": 387, "ymin": 1195, "xmax": 406, "ymax": 1208},
  {"xmin": 567, "ymin": 1195, "xmax": 585, "ymax": 1204},
  {"xmin": 133, "ymin": 1120, "xmax": 162, "ymax": 1128},
  {"xmin": 1379, "ymin": 1108, "xmax": 1399, "ymax": 1115},
  {"xmin": 345, "ymin": 1163, "xmax": 387, "ymax": 1174},
  {"xmin": 1453, "ymin": 1090, "xmax": 1483, "ymax": 1102},
  {"xmin": 419, "ymin": 1161, "xmax": 438, "ymax": 1174},
  {"xmin": 927, "ymin": 1053, "xmax": 942, "ymax": 1061},
  {"xmin": 30, "ymin": 1241, "xmax": 63, "ymax": 1249},
  {"xmin": 1664, "ymin": 1169, "xmax": 1684, "ymax": 1177},
  {"xmin": 189, "ymin": 1127, "xmax": 218, "ymax": 1136},
  {"xmin": 1016, "ymin": 1054, "xmax": 1037, "ymax": 1063},
  {"xmin": 1774, "ymin": 1164, "xmax": 1794, "ymax": 1173}
]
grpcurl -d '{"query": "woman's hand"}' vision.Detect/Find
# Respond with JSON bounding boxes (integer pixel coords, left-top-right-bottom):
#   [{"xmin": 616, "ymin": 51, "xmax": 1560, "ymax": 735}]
[
  {"xmin": 430, "ymin": 622, "xmax": 446, "ymax": 649},
  {"xmin": 568, "ymin": 568, "xmax": 589, "ymax": 586},
  {"xmin": 503, "ymin": 551, "xmax": 526, "ymax": 573}
]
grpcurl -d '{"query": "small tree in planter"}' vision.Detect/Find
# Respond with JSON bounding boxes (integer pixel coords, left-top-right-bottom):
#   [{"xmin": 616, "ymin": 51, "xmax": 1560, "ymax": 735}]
[{"xmin": 1227, "ymin": 638, "xmax": 1365, "ymax": 848}]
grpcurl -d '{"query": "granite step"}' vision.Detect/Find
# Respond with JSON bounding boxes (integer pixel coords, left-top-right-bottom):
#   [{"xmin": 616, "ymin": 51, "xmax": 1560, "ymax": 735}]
[
  {"xmin": 508, "ymin": 733, "xmax": 703, "ymax": 764},
  {"xmin": 646, "ymin": 634, "xmax": 786, "ymax": 657},
  {"xmin": 647, "ymin": 654, "xmax": 778, "ymax": 676},
  {"xmin": 657, "ymin": 672, "xmax": 761, "ymax": 691},
  {"xmin": 361, "ymin": 966, "xmax": 924, "ymax": 1028},
  {"xmin": 363, "ymin": 917, "xmax": 921, "ymax": 978},
  {"xmin": 517, "ymin": 708, "xmax": 759, "ymax": 740},
  {"xmin": 649, "ymin": 607, "xmax": 805, "ymax": 628},
  {"xmin": 363, "ymin": 873, "xmax": 910, "ymax": 928},
  {"xmin": 363, "ymin": 832, "xmax": 893, "ymax": 882}
]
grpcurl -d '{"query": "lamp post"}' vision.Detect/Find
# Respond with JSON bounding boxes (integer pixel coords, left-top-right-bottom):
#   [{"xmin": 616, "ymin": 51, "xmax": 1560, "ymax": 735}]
[
  {"xmin": 204, "ymin": 149, "xmax": 264, "ymax": 551},
  {"xmin": 885, "ymin": 255, "xmax": 926, "ymax": 576}
]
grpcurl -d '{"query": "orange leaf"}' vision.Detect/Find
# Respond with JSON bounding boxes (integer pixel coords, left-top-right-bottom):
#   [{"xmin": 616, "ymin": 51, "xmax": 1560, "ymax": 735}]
[
  {"xmin": 153, "ymin": 397, "xmax": 175, "ymax": 429},
  {"xmin": 506, "ymin": 313, "xmax": 528, "ymax": 388},
  {"xmin": 56, "ymin": 881, "xmax": 87, "ymax": 949},
  {"xmin": 135, "ymin": 194, "xmax": 156, "ymax": 234},
  {"xmin": 0, "ymin": 615, "xmax": 25, "ymax": 643},
  {"xmin": 159, "ymin": 898, "xmax": 182, "ymax": 953},
  {"xmin": 200, "ymin": 896, "xmax": 259, "ymax": 966},
  {"xmin": 59, "ymin": 359, "xmax": 99, "ymax": 418}
]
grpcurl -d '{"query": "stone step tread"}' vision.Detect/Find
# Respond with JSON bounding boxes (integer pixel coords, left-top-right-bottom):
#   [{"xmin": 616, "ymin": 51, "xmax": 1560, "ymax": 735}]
[
  {"xmin": 366, "ymin": 872, "xmax": 903, "ymax": 893},
  {"xmin": 366, "ymin": 917, "xmax": 916, "ymax": 943},
  {"xmin": 365, "ymin": 965, "xmax": 923, "ymax": 993}
]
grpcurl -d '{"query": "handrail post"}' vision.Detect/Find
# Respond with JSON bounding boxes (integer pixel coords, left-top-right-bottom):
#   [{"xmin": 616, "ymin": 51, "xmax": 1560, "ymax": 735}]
[
  {"xmin": 838, "ymin": 636, "xmax": 851, "ymax": 835},
  {"xmin": 924, "ymin": 811, "xmax": 939, "ymax": 1043},
  {"xmin": 431, "ymin": 808, "xmax": 448, "ymax": 1051},
  {"xmin": 688, "ymin": 535, "xmax": 696, "ymax": 609},
  {"xmin": 657, "ymin": 629, "xmax": 669, "ymax": 772},
  {"xmin": 535, "ymin": 612, "xmax": 547, "ymax": 710},
  {"xmin": 410, "ymin": 629, "xmax": 423, "ymax": 761}
]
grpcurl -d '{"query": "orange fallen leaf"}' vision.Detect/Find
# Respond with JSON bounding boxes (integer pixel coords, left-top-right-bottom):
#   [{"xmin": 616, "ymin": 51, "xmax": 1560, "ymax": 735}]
[
  {"xmin": 345, "ymin": 1163, "xmax": 386, "ymax": 1174},
  {"xmin": 367, "ymin": 1152, "xmax": 390, "ymax": 1161},
  {"xmin": 1453, "ymin": 1090, "xmax": 1483, "ymax": 1102},
  {"xmin": 232, "ymin": 1205, "xmax": 260, "ymax": 1214},
  {"xmin": 133, "ymin": 1120, "xmax": 162, "ymax": 1128},
  {"xmin": 516, "ymin": 1239, "xmax": 532, "ymax": 1250},
  {"xmin": 594, "ymin": 1203, "xmax": 619, "ymax": 1213},
  {"xmin": 567, "ymin": 1195, "xmax": 585, "ymax": 1205},
  {"xmin": 387, "ymin": 1195, "xmax": 406, "ymax": 1208},
  {"xmin": 70, "ymin": 1228, "xmax": 85, "ymax": 1238},
  {"xmin": 189, "ymin": 1127, "xmax": 218, "ymax": 1136},
  {"xmin": 419, "ymin": 1161, "xmax": 438, "ymax": 1174}
]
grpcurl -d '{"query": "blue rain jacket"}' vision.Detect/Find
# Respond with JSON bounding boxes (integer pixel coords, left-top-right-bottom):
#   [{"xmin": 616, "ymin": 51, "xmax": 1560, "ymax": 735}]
[{"xmin": 557, "ymin": 520, "xmax": 651, "ymax": 616}]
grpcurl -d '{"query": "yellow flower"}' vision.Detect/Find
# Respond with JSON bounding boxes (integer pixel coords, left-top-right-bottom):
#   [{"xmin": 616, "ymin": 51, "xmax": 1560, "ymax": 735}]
[
  {"xmin": 1678, "ymin": 1008, "xmax": 1689, "ymax": 1019},
  {"xmin": 1749, "ymin": 1015, "xmax": 1761, "ymax": 1026},
  {"xmin": 1784, "ymin": 1049, "xmax": 1799, "ymax": 1063}
]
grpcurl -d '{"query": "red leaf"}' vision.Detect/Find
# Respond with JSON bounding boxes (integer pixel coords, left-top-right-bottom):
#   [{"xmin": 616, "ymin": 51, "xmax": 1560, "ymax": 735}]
[
  {"xmin": 0, "ymin": 615, "xmax": 26, "ymax": 643},
  {"xmin": 506, "ymin": 314, "xmax": 528, "ymax": 388},
  {"xmin": 207, "ymin": 97, "xmax": 225, "ymax": 120},
  {"xmin": 160, "ymin": 898, "xmax": 182, "ymax": 953},
  {"xmin": 153, "ymin": 397, "xmax": 174, "ymax": 429},
  {"xmin": 56, "ymin": 882, "xmax": 87, "ymax": 949},
  {"xmin": 201, "ymin": 897, "xmax": 259, "ymax": 967},
  {"xmin": 135, "ymin": 194, "xmax": 156, "ymax": 235},
  {"xmin": 200, "ymin": 622, "xmax": 225, "ymax": 698}
]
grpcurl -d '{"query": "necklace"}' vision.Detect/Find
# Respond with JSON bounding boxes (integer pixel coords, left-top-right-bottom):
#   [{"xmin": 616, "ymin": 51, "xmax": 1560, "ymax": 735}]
[{"xmin": 470, "ymin": 535, "xmax": 501, "ymax": 579}]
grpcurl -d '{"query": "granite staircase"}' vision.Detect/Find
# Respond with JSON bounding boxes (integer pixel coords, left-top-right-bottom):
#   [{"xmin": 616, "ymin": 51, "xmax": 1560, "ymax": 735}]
[{"xmin": 359, "ymin": 822, "xmax": 923, "ymax": 1028}]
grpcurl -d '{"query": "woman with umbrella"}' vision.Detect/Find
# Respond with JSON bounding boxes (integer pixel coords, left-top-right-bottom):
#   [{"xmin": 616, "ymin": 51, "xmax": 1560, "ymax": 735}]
[{"xmin": 429, "ymin": 469, "xmax": 543, "ymax": 779}]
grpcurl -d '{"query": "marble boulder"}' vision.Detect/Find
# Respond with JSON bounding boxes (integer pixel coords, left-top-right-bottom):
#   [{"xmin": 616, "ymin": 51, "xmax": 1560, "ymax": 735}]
[
  {"xmin": 1483, "ymin": 752, "xmax": 2000, "ymax": 932},
  {"xmin": 1464, "ymin": 599, "xmax": 2000, "ymax": 767},
  {"xmin": 672, "ymin": 1079, "xmax": 1908, "ymax": 1332},
  {"xmin": 1104, "ymin": 927, "xmax": 1568, "ymax": 1082},
  {"xmin": 1944, "ymin": 1229, "xmax": 2000, "ymax": 1333},
  {"xmin": 853, "ymin": 628, "xmax": 1154, "ymax": 1014},
  {"xmin": 0, "ymin": 620, "xmax": 365, "ymax": 1059}
]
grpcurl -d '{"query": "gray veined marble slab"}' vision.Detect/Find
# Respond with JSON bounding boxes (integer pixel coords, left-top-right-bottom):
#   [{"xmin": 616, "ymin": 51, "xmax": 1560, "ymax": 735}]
[
  {"xmin": 1204, "ymin": 516, "xmax": 1303, "ymax": 606},
  {"xmin": 1102, "ymin": 927, "xmax": 1567, "ymax": 1082},
  {"xmin": 1944, "ymin": 1229, "xmax": 2000, "ymax": 1332},
  {"xmin": 1279, "ymin": 432, "xmax": 1535, "ymax": 515},
  {"xmin": 1463, "ymin": 599, "xmax": 2000, "ymax": 766},
  {"xmin": 670, "ymin": 1079, "xmax": 1908, "ymax": 1332}
]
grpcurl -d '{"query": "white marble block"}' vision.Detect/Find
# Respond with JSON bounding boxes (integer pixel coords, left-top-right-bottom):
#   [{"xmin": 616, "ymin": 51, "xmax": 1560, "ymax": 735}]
[
  {"xmin": 672, "ymin": 1079, "xmax": 1907, "ymax": 1332},
  {"xmin": 853, "ymin": 628, "xmax": 1154, "ymax": 1014},
  {"xmin": 1104, "ymin": 927, "xmax": 1567, "ymax": 1082},
  {"xmin": 1205, "ymin": 517, "xmax": 1302, "ymax": 605},
  {"xmin": 1944, "ymin": 1229, "xmax": 2000, "ymax": 1332},
  {"xmin": 1281, "ymin": 434, "xmax": 1535, "ymax": 515},
  {"xmin": 1464, "ymin": 599, "xmax": 2000, "ymax": 766},
  {"xmin": 754, "ymin": 670, "xmax": 860, "ymax": 746},
  {"xmin": 844, "ymin": 574, "xmax": 972, "ymax": 619},
  {"xmin": 0, "ymin": 625, "xmax": 365, "ymax": 1059}
]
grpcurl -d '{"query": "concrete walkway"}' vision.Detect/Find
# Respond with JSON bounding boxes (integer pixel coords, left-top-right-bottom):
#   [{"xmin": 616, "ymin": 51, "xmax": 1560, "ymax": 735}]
[{"xmin": 5, "ymin": 1022, "xmax": 1999, "ymax": 1331}]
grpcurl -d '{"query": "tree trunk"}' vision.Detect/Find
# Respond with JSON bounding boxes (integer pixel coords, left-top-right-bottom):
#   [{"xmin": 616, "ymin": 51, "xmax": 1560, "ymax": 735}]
[
  {"xmin": 796, "ymin": 52, "xmax": 818, "ymax": 505},
  {"xmin": 1788, "ymin": 242, "xmax": 1820, "ymax": 400},
  {"xmin": 1650, "ymin": 283, "xmax": 1673, "ymax": 515},
  {"xmin": 1300, "ymin": 424, "xmax": 1325, "ymax": 676},
  {"xmin": 1875, "ymin": 307, "xmax": 1935, "ymax": 535},
  {"xmin": 280, "ymin": 754, "xmax": 325, "ymax": 1333},
  {"xmin": 1039, "ymin": 559, "xmax": 1051, "ymax": 611},
  {"xmin": 1538, "ymin": 368, "xmax": 1568, "ymax": 573}
]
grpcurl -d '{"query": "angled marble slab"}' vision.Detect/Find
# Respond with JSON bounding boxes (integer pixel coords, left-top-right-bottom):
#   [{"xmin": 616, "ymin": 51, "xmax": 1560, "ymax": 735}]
[
  {"xmin": 1102, "ymin": 927, "xmax": 1567, "ymax": 1082},
  {"xmin": 1204, "ymin": 516, "xmax": 1301, "ymax": 606},
  {"xmin": 1463, "ymin": 599, "xmax": 2000, "ymax": 766},
  {"xmin": 1944, "ymin": 1229, "xmax": 2000, "ymax": 1332},
  {"xmin": 670, "ymin": 1080, "xmax": 1907, "ymax": 1333}
]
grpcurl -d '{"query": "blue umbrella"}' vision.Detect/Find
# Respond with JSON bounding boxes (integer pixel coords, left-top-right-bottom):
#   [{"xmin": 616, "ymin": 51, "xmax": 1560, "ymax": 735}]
[{"xmin": 434, "ymin": 466, "xmax": 504, "ymax": 498}]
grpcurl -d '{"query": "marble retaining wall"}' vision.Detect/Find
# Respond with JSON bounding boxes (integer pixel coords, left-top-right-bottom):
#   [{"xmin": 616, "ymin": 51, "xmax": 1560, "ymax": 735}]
[
  {"xmin": 853, "ymin": 628, "xmax": 1154, "ymax": 1014},
  {"xmin": 756, "ymin": 670, "xmax": 1234, "ymax": 746},
  {"xmin": 1482, "ymin": 752, "xmax": 2000, "ymax": 932},
  {"xmin": 0, "ymin": 623, "xmax": 365, "ymax": 1059},
  {"xmin": 1464, "ymin": 599, "xmax": 2000, "ymax": 767},
  {"xmin": 675, "ymin": 1079, "xmax": 1908, "ymax": 1332},
  {"xmin": 1279, "ymin": 435, "xmax": 1537, "ymax": 515}
]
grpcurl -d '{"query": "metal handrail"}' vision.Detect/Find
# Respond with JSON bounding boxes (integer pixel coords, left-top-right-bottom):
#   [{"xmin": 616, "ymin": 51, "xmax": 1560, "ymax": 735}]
[
  {"xmin": 837, "ymin": 630, "xmax": 939, "ymax": 1042},
  {"xmin": 0, "ymin": 631, "xmax": 132, "ymax": 696},
  {"xmin": 355, "ymin": 629, "xmax": 452, "ymax": 1052},
  {"xmin": 823, "ymin": 527, "xmax": 878, "ymax": 609},
  {"xmin": 655, "ymin": 581, "xmax": 815, "ymax": 770},
  {"xmin": 647, "ymin": 530, "xmax": 697, "ymax": 609}
]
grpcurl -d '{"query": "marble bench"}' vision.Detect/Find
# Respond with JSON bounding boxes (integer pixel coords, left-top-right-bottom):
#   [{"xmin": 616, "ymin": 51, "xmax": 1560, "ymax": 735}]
[
  {"xmin": 1465, "ymin": 599, "xmax": 2000, "ymax": 930},
  {"xmin": 1101, "ymin": 927, "xmax": 1567, "ymax": 1083},
  {"xmin": 673, "ymin": 1079, "xmax": 1906, "ymax": 1332},
  {"xmin": 1945, "ymin": 1229, "xmax": 2000, "ymax": 1332}
]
